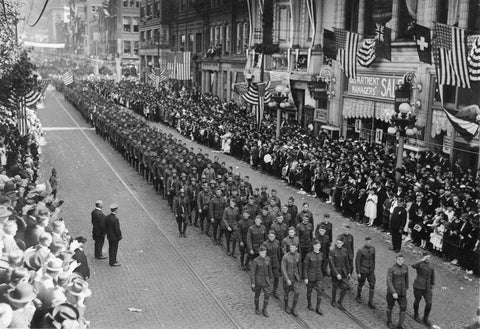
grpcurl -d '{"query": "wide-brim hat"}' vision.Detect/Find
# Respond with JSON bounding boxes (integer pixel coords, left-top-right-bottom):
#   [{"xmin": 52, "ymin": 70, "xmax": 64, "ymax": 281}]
[
  {"xmin": 52, "ymin": 303, "xmax": 80, "ymax": 323},
  {"xmin": 66, "ymin": 279, "xmax": 92, "ymax": 298},
  {"xmin": 45, "ymin": 258, "xmax": 63, "ymax": 272},
  {"xmin": 7, "ymin": 282, "xmax": 36, "ymax": 303},
  {"xmin": 24, "ymin": 248, "xmax": 46, "ymax": 271},
  {"xmin": 0, "ymin": 206, "xmax": 12, "ymax": 218}
]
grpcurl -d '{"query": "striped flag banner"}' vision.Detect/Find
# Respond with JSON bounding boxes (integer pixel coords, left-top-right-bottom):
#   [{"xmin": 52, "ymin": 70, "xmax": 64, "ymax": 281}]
[
  {"xmin": 257, "ymin": 82, "xmax": 266, "ymax": 129},
  {"xmin": 443, "ymin": 107, "xmax": 479, "ymax": 142},
  {"xmin": 62, "ymin": 72, "xmax": 74, "ymax": 85},
  {"xmin": 173, "ymin": 52, "xmax": 191, "ymax": 80},
  {"xmin": 334, "ymin": 28, "xmax": 359, "ymax": 79},
  {"xmin": 357, "ymin": 39, "xmax": 376, "ymax": 67},
  {"xmin": 434, "ymin": 23, "xmax": 471, "ymax": 89},
  {"xmin": 17, "ymin": 97, "xmax": 28, "ymax": 137},
  {"xmin": 241, "ymin": 81, "xmax": 272, "ymax": 105},
  {"xmin": 467, "ymin": 36, "xmax": 480, "ymax": 81},
  {"xmin": 25, "ymin": 79, "xmax": 50, "ymax": 107},
  {"xmin": 167, "ymin": 61, "xmax": 176, "ymax": 79}
]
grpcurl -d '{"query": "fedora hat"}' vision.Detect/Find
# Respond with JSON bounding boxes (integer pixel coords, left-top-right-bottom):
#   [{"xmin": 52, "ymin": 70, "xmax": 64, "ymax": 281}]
[
  {"xmin": 66, "ymin": 279, "xmax": 92, "ymax": 298},
  {"xmin": 7, "ymin": 283, "xmax": 36, "ymax": 304},
  {"xmin": 45, "ymin": 258, "xmax": 63, "ymax": 272},
  {"xmin": 49, "ymin": 241, "xmax": 66, "ymax": 254},
  {"xmin": 24, "ymin": 248, "xmax": 46, "ymax": 271},
  {"xmin": 52, "ymin": 303, "xmax": 79, "ymax": 322}
]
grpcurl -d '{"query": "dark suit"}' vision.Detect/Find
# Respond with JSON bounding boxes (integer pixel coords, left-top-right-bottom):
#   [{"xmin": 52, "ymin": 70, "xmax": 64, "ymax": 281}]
[
  {"xmin": 91, "ymin": 208, "xmax": 106, "ymax": 258},
  {"xmin": 390, "ymin": 206, "xmax": 407, "ymax": 252},
  {"xmin": 105, "ymin": 212, "xmax": 122, "ymax": 265}
]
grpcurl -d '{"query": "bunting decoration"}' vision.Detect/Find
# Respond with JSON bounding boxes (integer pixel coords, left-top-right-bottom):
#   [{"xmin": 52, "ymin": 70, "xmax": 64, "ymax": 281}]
[
  {"xmin": 413, "ymin": 23, "xmax": 432, "ymax": 64},
  {"xmin": 357, "ymin": 39, "xmax": 376, "ymax": 67},
  {"xmin": 375, "ymin": 23, "xmax": 391, "ymax": 60},
  {"xmin": 242, "ymin": 81, "xmax": 272, "ymax": 105},
  {"xmin": 467, "ymin": 36, "xmax": 480, "ymax": 81},
  {"xmin": 257, "ymin": 82, "xmax": 266, "ymax": 129},
  {"xmin": 434, "ymin": 23, "xmax": 471, "ymax": 89},
  {"xmin": 334, "ymin": 28, "xmax": 359, "ymax": 79},
  {"xmin": 443, "ymin": 107, "xmax": 479, "ymax": 142},
  {"xmin": 17, "ymin": 97, "xmax": 28, "ymax": 137},
  {"xmin": 25, "ymin": 79, "xmax": 50, "ymax": 107},
  {"xmin": 62, "ymin": 72, "xmax": 74, "ymax": 86}
]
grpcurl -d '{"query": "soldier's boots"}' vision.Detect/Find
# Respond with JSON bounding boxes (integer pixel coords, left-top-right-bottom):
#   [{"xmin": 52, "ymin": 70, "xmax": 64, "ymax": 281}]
[
  {"xmin": 316, "ymin": 297, "xmax": 323, "ymax": 316},
  {"xmin": 386, "ymin": 310, "xmax": 393, "ymax": 328},
  {"xmin": 284, "ymin": 298, "xmax": 291, "ymax": 314},
  {"xmin": 356, "ymin": 288, "xmax": 362, "ymax": 303},
  {"xmin": 291, "ymin": 298, "xmax": 299, "ymax": 317},
  {"xmin": 368, "ymin": 288, "xmax": 376, "ymax": 309},
  {"xmin": 397, "ymin": 311, "xmax": 406, "ymax": 329},
  {"xmin": 307, "ymin": 292, "xmax": 314, "ymax": 311},
  {"xmin": 262, "ymin": 299, "xmax": 269, "ymax": 317},
  {"xmin": 254, "ymin": 299, "xmax": 261, "ymax": 315}
]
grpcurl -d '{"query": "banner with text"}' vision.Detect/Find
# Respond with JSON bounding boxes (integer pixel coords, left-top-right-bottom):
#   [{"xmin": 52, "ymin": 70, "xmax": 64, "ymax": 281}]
[{"xmin": 347, "ymin": 75, "xmax": 404, "ymax": 100}]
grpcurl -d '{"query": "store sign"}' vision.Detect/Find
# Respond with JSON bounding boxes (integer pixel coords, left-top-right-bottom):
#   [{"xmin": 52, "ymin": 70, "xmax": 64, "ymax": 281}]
[
  {"xmin": 443, "ymin": 135, "xmax": 452, "ymax": 154},
  {"xmin": 347, "ymin": 75, "xmax": 404, "ymax": 100},
  {"xmin": 314, "ymin": 108, "xmax": 328, "ymax": 122}
]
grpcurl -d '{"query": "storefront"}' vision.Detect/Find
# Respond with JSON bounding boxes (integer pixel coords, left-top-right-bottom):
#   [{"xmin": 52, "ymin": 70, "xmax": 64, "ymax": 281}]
[{"xmin": 342, "ymin": 74, "xmax": 427, "ymax": 145}]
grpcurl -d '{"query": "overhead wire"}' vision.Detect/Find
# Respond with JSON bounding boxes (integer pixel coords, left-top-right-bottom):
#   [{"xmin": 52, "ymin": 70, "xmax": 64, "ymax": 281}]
[
  {"xmin": 28, "ymin": 0, "xmax": 48, "ymax": 27},
  {"xmin": 21, "ymin": 0, "xmax": 34, "ymax": 34}
]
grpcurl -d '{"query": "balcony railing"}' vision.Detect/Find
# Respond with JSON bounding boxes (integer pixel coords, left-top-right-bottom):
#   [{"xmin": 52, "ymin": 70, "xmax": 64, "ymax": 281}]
[{"xmin": 139, "ymin": 39, "xmax": 169, "ymax": 50}]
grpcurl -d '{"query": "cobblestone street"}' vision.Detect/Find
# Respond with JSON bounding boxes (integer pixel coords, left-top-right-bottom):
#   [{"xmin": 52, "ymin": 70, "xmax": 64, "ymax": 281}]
[{"xmin": 37, "ymin": 90, "xmax": 478, "ymax": 329}]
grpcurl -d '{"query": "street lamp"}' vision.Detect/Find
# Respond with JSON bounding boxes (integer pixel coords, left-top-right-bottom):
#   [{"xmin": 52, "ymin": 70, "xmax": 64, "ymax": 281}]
[
  {"xmin": 388, "ymin": 101, "xmax": 417, "ymax": 182},
  {"xmin": 268, "ymin": 85, "xmax": 290, "ymax": 139}
]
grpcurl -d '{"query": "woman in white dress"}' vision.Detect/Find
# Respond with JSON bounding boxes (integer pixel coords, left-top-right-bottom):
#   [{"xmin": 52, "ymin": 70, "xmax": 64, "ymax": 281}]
[{"xmin": 364, "ymin": 188, "xmax": 378, "ymax": 226}]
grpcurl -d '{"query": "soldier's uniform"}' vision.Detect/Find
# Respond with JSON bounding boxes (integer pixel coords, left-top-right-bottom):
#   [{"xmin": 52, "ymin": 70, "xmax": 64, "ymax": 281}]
[
  {"xmin": 262, "ymin": 238, "xmax": 282, "ymax": 298},
  {"xmin": 303, "ymin": 249, "xmax": 325, "ymax": 314},
  {"xmin": 355, "ymin": 242, "xmax": 376, "ymax": 307},
  {"xmin": 250, "ymin": 251, "xmax": 273, "ymax": 317},
  {"xmin": 329, "ymin": 244, "xmax": 351, "ymax": 309},
  {"xmin": 281, "ymin": 249, "xmax": 301, "ymax": 316},
  {"xmin": 386, "ymin": 259, "xmax": 409, "ymax": 328},
  {"xmin": 246, "ymin": 224, "xmax": 267, "ymax": 268},
  {"xmin": 412, "ymin": 257, "xmax": 435, "ymax": 325},
  {"xmin": 173, "ymin": 190, "xmax": 190, "ymax": 237}
]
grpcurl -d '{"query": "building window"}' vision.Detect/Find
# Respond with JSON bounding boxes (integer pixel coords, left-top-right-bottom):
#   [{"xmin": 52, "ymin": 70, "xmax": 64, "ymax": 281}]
[
  {"xmin": 154, "ymin": 29, "xmax": 160, "ymax": 40},
  {"xmin": 180, "ymin": 0, "xmax": 186, "ymax": 11},
  {"xmin": 180, "ymin": 34, "xmax": 186, "ymax": 50},
  {"xmin": 123, "ymin": 0, "xmax": 128, "ymax": 7},
  {"xmin": 162, "ymin": 26, "xmax": 168, "ymax": 42},
  {"xmin": 215, "ymin": 25, "xmax": 221, "ymax": 46},
  {"xmin": 210, "ymin": 26, "xmax": 214, "ymax": 45},
  {"xmin": 243, "ymin": 22, "xmax": 249, "ymax": 49},
  {"xmin": 468, "ymin": 0, "xmax": 480, "ymax": 32},
  {"xmin": 146, "ymin": 4, "xmax": 152, "ymax": 19},
  {"xmin": 140, "ymin": 31, "xmax": 145, "ymax": 41},
  {"xmin": 236, "ymin": 23, "xmax": 242, "ymax": 54},
  {"xmin": 132, "ymin": 17, "xmax": 139, "ymax": 32},
  {"xmin": 188, "ymin": 33, "xmax": 194, "ymax": 52},
  {"xmin": 195, "ymin": 32, "xmax": 202, "ymax": 53},
  {"xmin": 140, "ymin": 6, "xmax": 144, "ymax": 18},
  {"xmin": 146, "ymin": 30, "xmax": 152, "ymax": 40},
  {"xmin": 124, "ymin": 40, "xmax": 131, "ymax": 54},
  {"xmin": 134, "ymin": 41, "xmax": 139, "ymax": 54},
  {"xmin": 345, "ymin": 0, "xmax": 359, "ymax": 32},
  {"xmin": 225, "ymin": 24, "xmax": 230, "ymax": 53},
  {"xmin": 136, "ymin": 0, "xmax": 140, "ymax": 8},
  {"xmin": 171, "ymin": 34, "xmax": 177, "ymax": 50},
  {"xmin": 277, "ymin": 5, "xmax": 290, "ymax": 42},
  {"xmin": 154, "ymin": 1, "xmax": 160, "ymax": 18},
  {"xmin": 123, "ymin": 17, "xmax": 131, "ymax": 32}
]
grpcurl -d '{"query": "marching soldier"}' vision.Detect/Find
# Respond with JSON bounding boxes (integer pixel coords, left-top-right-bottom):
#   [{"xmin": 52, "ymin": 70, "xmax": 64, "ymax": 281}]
[
  {"xmin": 250, "ymin": 245, "xmax": 273, "ymax": 317},
  {"xmin": 355, "ymin": 236, "xmax": 376, "ymax": 309},
  {"xmin": 238, "ymin": 210, "xmax": 253, "ymax": 270},
  {"xmin": 303, "ymin": 239, "xmax": 325, "ymax": 315},
  {"xmin": 197, "ymin": 183, "xmax": 212, "ymax": 233},
  {"xmin": 386, "ymin": 254, "xmax": 409, "ymax": 329},
  {"xmin": 338, "ymin": 225, "xmax": 354, "ymax": 275},
  {"xmin": 222, "ymin": 198, "xmax": 240, "ymax": 257},
  {"xmin": 281, "ymin": 243, "xmax": 301, "ymax": 316},
  {"xmin": 246, "ymin": 216, "xmax": 267, "ymax": 269},
  {"xmin": 173, "ymin": 188, "xmax": 190, "ymax": 238},
  {"xmin": 296, "ymin": 214, "xmax": 313, "ymax": 265},
  {"xmin": 271, "ymin": 215, "xmax": 288, "ymax": 249},
  {"xmin": 412, "ymin": 252, "xmax": 435, "ymax": 326},
  {"xmin": 329, "ymin": 237, "xmax": 351, "ymax": 311},
  {"xmin": 262, "ymin": 230, "xmax": 282, "ymax": 299},
  {"xmin": 281, "ymin": 227, "xmax": 299, "ymax": 256}
]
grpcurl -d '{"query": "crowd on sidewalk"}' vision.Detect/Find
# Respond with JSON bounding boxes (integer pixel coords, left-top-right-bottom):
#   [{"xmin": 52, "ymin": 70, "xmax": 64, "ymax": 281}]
[
  {"xmin": 62, "ymin": 79, "xmax": 480, "ymax": 328},
  {"xmin": 0, "ymin": 90, "xmax": 93, "ymax": 328},
  {"xmin": 86, "ymin": 79, "xmax": 479, "ymax": 275}
]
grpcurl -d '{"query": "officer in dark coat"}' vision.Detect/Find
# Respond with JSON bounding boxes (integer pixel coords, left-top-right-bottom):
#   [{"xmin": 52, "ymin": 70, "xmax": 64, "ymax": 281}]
[
  {"xmin": 386, "ymin": 254, "xmax": 409, "ymax": 329},
  {"xmin": 105, "ymin": 203, "xmax": 122, "ymax": 266},
  {"xmin": 390, "ymin": 198, "xmax": 407, "ymax": 253},
  {"xmin": 355, "ymin": 236, "xmax": 376, "ymax": 309},
  {"xmin": 412, "ymin": 252, "xmax": 435, "ymax": 326},
  {"xmin": 250, "ymin": 245, "xmax": 273, "ymax": 317},
  {"xmin": 91, "ymin": 200, "xmax": 106, "ymax": 259},
  {"xmin": 303, "ymin": 239, "xmax": 325, "ymax": 315}
]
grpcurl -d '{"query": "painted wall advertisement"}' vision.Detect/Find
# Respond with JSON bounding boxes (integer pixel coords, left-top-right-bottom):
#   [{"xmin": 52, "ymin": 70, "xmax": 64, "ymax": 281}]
[{"xmin": 348, "ymin": 75, "xmax": 404, "ymax": 100}]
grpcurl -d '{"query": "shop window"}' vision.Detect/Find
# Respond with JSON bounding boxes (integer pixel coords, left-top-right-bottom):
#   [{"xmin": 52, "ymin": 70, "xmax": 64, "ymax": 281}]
[
  {"xmin": 195, "ymin": 32, "xmax": 202, "ymax": 53},
  {"xmin": 468, "ymin": 0, "xmax": 480, "ymax": 33},
  {"xmin": 344, "ymin": 0, "xmax": 359, "ymax": 32},
  {"xmin": 123, "ymin": 17, "xmax": 131, "ymax": 32},
  {"xmin": 433, "ymin": 77, "xmax": 456, "ymax": 107},
  {"xmin": 132, "ymin": 17, "xmax": 139, "ymax": 32},
  {"xmin": 124, "ymin": 40, "xmax": 131, "ymax": 54}
]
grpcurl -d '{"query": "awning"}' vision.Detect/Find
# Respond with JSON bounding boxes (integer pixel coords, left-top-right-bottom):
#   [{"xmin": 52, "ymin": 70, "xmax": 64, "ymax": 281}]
[{"xmin": 343, "ymin": 97, "xmax": 395, "ymax": 122}]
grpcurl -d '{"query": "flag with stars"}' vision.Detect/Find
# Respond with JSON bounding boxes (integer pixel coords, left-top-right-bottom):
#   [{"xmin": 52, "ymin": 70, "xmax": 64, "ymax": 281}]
[
  {"xmin": 413, "ymin": 23, "xmax": 432, "ymax": 64},
  {"xmin": 433, "ymin": 23, "xmax": 471, "ymax": 89},
  {"xmin": 375, "ymin": 23, "xmax": 391, "ymax": 61},
  {"xmin": 334, "ymin": 28, "xmax": 359, "ymax": 79}
]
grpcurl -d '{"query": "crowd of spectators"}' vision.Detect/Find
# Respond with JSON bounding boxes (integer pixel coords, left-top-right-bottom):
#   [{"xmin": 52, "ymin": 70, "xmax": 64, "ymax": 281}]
[
  {"xmin": 0, "ymin": 88, "xmax": 92, "ymax": 328},
  {"xmin": 66, "ymin": 79, "xmax": 480, "ymax": 277}
]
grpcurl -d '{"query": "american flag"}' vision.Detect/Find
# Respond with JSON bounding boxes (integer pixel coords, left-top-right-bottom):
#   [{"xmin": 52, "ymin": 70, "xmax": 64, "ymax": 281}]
[
  {"xmin": 62, "ymin": 72, "xmax": 74, "ymax": 86},
  {"xmin": 467, "ymin": 36, "xmax": 480, "ymax": 81},
  {"xmin": 167, "ymin": 61, "xmax": 176, "ymax": 79},
  {"xmin": 357, "ymin": 39, "xmax": 376, "ymax": 67},
  {"xmin": 434, "ymin": 23, "xmax": 471, "ymax": 89},
  {"xmin": 241, "ymin": 81, "xmax": 273, "ymax": 105},
  {"xmin": 443, "ymin": 108, "xmax": 479, "ymax": 142},
  {"xmin": 334, "ymin": 28, "xmax": 359, "ymax": 79},
  {"xmin": 25, "ymin": 79, "xmax": 50, "ymax": 107},
  {"xmin": 175, "ymin": 52, "xmax": 191, "ymax": 80},
  {"xmin": 257, "ymin": 82, "xmax": 266, "ymax": 130},
  {"xmin": 17, "ymin": 97, "xmax": 28, "ymax": 137}
]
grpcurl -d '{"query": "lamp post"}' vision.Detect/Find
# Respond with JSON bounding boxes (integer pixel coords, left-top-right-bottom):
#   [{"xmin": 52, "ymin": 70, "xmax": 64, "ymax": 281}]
[
  {"xmin": 268, "ymin": 85, "xmax": 289, "ymax": 139},
  {"xmin": 388, "ymin": 102, "xmax": 417, "ymax": 182}
]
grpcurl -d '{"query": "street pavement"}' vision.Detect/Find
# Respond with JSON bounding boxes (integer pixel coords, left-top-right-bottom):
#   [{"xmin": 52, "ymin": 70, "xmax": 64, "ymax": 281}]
[{"xmin": 36, "ymin": 90, "xmax": 478, "ymax": 329}]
